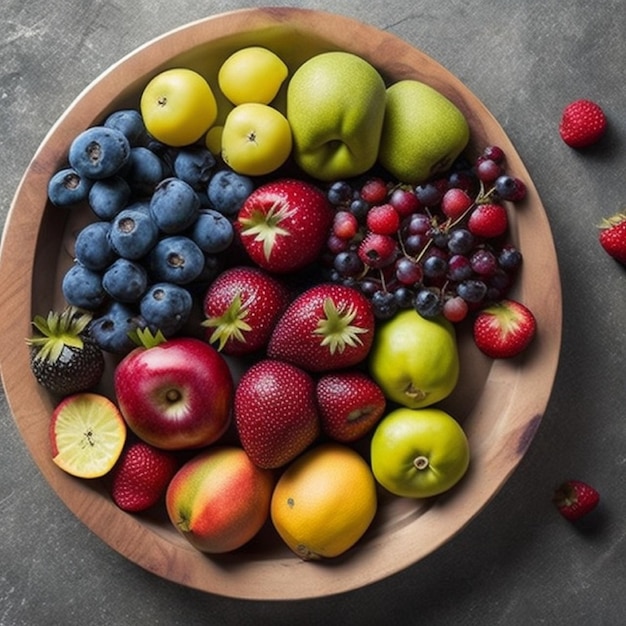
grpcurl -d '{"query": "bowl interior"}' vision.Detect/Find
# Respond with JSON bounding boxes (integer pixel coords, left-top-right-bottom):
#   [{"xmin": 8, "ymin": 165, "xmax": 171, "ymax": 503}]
[{"xmin": 0, "ymin": 7, "xmax": 561, "ymax": 600}]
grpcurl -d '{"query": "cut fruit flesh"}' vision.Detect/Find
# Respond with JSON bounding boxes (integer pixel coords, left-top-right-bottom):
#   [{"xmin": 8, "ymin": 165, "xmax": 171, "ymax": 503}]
[{"xmin": 49, "ymin": 392, "xmax": 127, "ymax": 478}]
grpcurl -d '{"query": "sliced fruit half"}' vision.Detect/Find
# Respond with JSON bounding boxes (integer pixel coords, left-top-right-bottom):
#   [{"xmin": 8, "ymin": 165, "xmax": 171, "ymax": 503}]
[{"xmin": 49, "ymin": 392, "xmax": 127, "ymax": 478}]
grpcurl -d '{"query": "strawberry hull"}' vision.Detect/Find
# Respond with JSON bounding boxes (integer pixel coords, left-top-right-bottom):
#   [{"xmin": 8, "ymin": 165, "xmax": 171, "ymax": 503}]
[{"xmin": 165, "ymin": 446, "xmax": 274, "ymax": 553}]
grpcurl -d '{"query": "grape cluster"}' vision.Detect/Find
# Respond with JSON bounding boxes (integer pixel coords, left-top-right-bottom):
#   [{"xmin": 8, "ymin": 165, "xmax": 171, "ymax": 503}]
[{"xmin": 323, "ymin": 146, "xmax": 527, "ymax": 322}]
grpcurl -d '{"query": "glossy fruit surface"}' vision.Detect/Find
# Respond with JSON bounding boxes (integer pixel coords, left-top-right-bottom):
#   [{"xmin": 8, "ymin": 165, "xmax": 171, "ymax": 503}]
[
  {"xmin": 271, "ymin": 443, "xmax": 377, "ymax": 559},
  {"xmin": 218, "ymin": 46, "xmax": 288, "ymax": 105},
  {"xmin": 221, "ymin": 102, "xmax": 292, "ymax": 176},
  {"xmin": 140, "ymin": 68, "xmax": 217, "ymax": 147},
  {"xmin": 166, "ymin": 446, "xmax": 274, "ymax": 553},
  {"xmin": 49, "ymin": 393, "xmax": 127, "ymax": 478},
  {"xmin": 370, "ymin": 407, "xmax": 470, "ymax": 498},
  {"xmin": 368, "ymin": 309, "xmax": 459, "ymax": 408}
]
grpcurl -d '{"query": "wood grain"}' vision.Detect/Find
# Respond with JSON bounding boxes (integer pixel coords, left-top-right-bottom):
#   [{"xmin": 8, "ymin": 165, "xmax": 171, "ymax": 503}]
[{"xmin": 0, "ymin": 7, "xmax": 561, "ymax": 599}]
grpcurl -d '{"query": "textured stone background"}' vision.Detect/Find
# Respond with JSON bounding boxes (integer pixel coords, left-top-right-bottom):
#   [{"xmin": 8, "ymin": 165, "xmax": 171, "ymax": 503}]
[{"xmin": 2, "ymin": 1, "xmax": 625, "ymax": 624}]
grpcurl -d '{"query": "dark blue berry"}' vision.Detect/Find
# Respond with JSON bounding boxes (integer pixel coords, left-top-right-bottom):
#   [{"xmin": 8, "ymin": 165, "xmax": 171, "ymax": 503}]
[
  {"xmin": 371, "ymin": 290, "xmax": 398, "ymax": 320},
  {"xmin": 62, "ymin": 263, "xmax": 107, "ymax": 310},
  {"xmin": 109, "ymin": 207, "xmax": 159, "ymax": 260},
  {"xmin": 90, "ymin": 301, "xmax": 147, "ymax": 354},
  {"xmin": 74, "ymin": 221, "xmax": 117, "ymax": 270},
  {"xmin": 48, "ymin": 168, "xmax": 93, "ymax": 207},
  {"xmin": 414, "ymin": 288, "xmax": 443, "ymax": 318},
  {"xmin": 190, "ymin": 209, "xmax": 234, "ymax": 254},
  {"xmin": 456, "ymin": 279, "xmax": 488, "ymax": 303},
  {"xmin": 149, "ymin": 236, "xmax": 205, "ymax": 285},
  {"xmin": 327, "ymin": 181, "xmax": 352, "ymax": 205},
  {"xmin": 207, "ymin": 169, "xmax": 254, "ymax": 216},
  {"xmin": 103, "ymin": 109, "xmax": 148, "ymax": 146},
  {"xmin": 88, "ymin": 176, "xmax": 131, "ymax": 220},
  {"xmin": 149, "ymin": 177, "xmax": 201, "ymax": 234},
  {"xmin": 123, "ymin": 146, "xmax": 164, "ymax": 196},
  {"xmin": 102, "ymin": 258, "xmax": 148, "ymax": 302},
  {"xmin": 140, "ymin": 282, "xmax": 193, "ymax": 337},
  {"xmin": 173, "ymin": 147, "xmax": 216, "ymax": 191},
  {"xmin": 68, "ymin": 126, "xmax": 130, "ymax": 180}
]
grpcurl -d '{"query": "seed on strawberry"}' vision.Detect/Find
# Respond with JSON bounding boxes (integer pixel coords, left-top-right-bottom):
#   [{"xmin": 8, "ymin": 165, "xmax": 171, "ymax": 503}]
[
  {"xmin": 553, "ymin": 480, "xmax": 600, "ymax": 522},
  {"xmin": 468, "ymin": 203, "xmax": 509, "ymax": 239},
  {"xmin": 111, "ymin": 441, "xmax": 179, "ymax": 512},
  {"xmin": 472, "ymin": 298, "xmax": 536, "ymax": 359},
  {"xmin": 27, "ymin": 306, "xmax": 105, "ymax": 396},
  {"xmin": 559, "ymin": 99, "xmax": 607, "ymax": 148},
  {"xmin": 598, "ymin": 212, "xmax": 626, "ymax": 264}
]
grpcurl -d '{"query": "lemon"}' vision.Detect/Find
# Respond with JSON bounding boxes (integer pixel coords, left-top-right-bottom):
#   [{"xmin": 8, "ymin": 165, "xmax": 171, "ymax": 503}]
[
  {"xmin": 271, "ymin": 443, "xmax": 377, "ymax": 560},
  {"xmin": 49, "ymin": 393, "xmax": 127, "ymax": 478},
  {"xmin": 218, "ymin": 46, "xmax": 288, "ymax": 105},
  {"xmin": 368, "ymin": 309, "xmax": 459, "ymax": 409}
]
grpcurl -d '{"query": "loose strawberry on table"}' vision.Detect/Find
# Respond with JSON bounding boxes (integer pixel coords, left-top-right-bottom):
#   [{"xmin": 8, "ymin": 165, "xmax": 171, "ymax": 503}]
[
  {"xmin": 598, "ymin": 212, "xmax": 626, "ymax": 264},
  {"xmin": 553, "ymin": 480, "xmax": 600, "ymax": 522},
  {"xmin": 559, "ymin": 98, "xmax": 607, "ymax": 149}
]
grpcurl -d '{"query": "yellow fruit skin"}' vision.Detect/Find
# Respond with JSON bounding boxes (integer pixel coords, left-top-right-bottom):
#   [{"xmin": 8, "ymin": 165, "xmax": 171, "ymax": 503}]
[
  {"xmin": 370, "ymin": 407, "xmax": 470, "ymax": 498},
  {"xmin": 218, "ymin": 46, "xmax": 288, "ymax": 105},
  {"xmin": 165, "ymin": 446, "xmax": 274, "ymax": 554},
  {"xmin": 140, "ymin": 68, "xmax": 218, "ymax": 147},
  {"xmin": 378, "ymin": 79, "xmax": 470, "ymax": 185},
  {"xmin": 271, "ymin": 443, "xmax": 377, "ymax": 560},
  {"xmin": 368, "ymin": 309, "xmax": 459, "ymax": 409}
]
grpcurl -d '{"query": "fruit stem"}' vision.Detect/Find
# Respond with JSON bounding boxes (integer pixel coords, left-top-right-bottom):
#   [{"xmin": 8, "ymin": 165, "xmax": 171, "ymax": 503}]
[{"xmin": 413, "ymin": 455, "xmax": 429, "ymax": 471}]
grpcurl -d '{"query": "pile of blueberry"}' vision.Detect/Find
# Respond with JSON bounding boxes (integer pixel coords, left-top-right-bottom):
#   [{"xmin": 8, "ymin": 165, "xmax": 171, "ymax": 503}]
[{"xmin": 48, "ymin": 109, "xmax": 254, "ymax": 354}]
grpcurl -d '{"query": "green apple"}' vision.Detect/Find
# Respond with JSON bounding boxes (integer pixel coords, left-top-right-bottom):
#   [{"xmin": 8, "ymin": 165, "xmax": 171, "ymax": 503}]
[
  {"xmin": 221, "ymin": 102, "xmax": 292, "ymax": 176},
  {"xmin": 368, "ymin": 309, "xmax": 459, "ymax": 409},
  {"xmin": 378, "ymin": 79, "xmax": 470, "ymax": 185},
  {"xmin": 286, "ymin": 51, "xmax": 387, "ymax": 181},
  {"xmin": 370, "ymin": 407, "xmax": 470, "ymax": 498}
]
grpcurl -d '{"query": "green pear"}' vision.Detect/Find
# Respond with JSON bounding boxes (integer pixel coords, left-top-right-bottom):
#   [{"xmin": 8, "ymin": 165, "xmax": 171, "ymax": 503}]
[
  {"xmin": 287, "ymin": 52, "xmax": 387, "ymax": 181},
  {"xmin": 378, "ymin": 80, "xmax": 470, "ymax": 185}
]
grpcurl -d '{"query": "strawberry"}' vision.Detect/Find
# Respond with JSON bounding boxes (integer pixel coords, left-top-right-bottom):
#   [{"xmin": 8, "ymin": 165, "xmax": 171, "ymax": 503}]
[
  {"xmin": 559, "ymin": 99, "xmax": 607, "ymax": 148},
  {"xmin": 316, "ymin": 371, "xmax": 386, "ymax": 443},
  {"xmin": 236, "ymin": 178, "xmax": 333, "ymax": 273},
  {"xmin": 201, "ymin": 266, "xmax": 290, "ymax": 356},
  {"xmin": 598, "ymin": 212, "xmax": 626, "ymax": 264},
  {"xmin": 472, "ymin": 298, "xmax": 536, "ymax": 358},
  {"xmin": 27, "ymin": 306, "xmax": 105, "ymax": 396},
  {"xmin": 553, "ymin": 480, "xmax": 600, "ymax": 522},
  {"xmin": 467, "ymin": 203, "xmax": 508, "ymax": 239},
  {"xmin": 111, "ymin": 441, "xmax": 178, "ymax": 512},
  {"xmin": 234, "ymin": 359, "xmax": 320, "ymax": 468},
  {"xmin": 267, "ymin": 283, "xmax": 375, "ymax": 372}
]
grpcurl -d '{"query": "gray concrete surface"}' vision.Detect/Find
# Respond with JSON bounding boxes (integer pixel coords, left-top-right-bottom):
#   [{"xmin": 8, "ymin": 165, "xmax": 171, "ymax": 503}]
[{"xmin": 2, "ymin": 1, "xmax": 626, "ymax": 624}]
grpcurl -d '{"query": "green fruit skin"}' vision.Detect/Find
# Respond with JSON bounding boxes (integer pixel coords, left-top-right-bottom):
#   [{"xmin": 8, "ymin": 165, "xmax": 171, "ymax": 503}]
[
  {"xmin": 370, "ymin": 407, "xmax": 470, "ymax": 498},
  {"xmin": 368, "ymin": 310, "xmax": 459, "ymax": 409},
  {"xmin": 287, "ymin": 51, "xmax": 387, "ymax": 181},
  {"xmin": 378, "ymin": 79, "xmax": 470, "ymax": 185}
]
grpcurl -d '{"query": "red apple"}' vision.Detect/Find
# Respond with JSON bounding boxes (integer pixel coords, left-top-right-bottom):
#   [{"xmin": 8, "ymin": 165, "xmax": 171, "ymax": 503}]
[{"xmin": 114, "ymin": 337, "xmax": 234, "ymax": 450}]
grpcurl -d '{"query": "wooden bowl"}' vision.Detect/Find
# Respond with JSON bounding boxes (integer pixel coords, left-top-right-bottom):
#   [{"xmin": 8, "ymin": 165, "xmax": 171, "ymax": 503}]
[{"xmin": 0, "ymin": 8, "xmax": 561, "ymax": 599}]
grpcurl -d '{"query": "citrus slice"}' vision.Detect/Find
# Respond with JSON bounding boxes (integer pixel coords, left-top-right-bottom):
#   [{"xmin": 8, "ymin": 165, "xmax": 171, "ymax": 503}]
[
  {"xmin": 49, "ymin": 392, "xmax": 127, "ymax": 478},
  {"xmin": 270, "ymin": 443, "xmax": 377, "ymax": 559}
]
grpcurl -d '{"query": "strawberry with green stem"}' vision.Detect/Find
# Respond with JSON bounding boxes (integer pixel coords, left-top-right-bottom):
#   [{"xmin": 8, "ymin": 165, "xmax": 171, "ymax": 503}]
[{"xmin": 27, "ymin": 306, "xmax": 105, "ymax": 396}]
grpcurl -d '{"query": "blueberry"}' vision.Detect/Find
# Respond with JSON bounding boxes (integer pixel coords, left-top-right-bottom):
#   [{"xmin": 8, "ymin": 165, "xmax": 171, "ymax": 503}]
[
  {"xmin": 207, "ymin": 169, "xmax": 254, "ymax": 216},
  {"xmin": 123, "ymin": 146, "xmax": 164, "ymax": 197},
  {"xmin": 68, "ymin": 126, "xmax": 131, "ymax": 180},
  {"xmin": 109, "ymin": 207, "xmax": 159, "ymax": 260},
  {"xmin": 88, "ymin": 176, "xmax": 131, "ymax": 220},
  {"xmin": 62, "ymin": 263, "xmax": 107, "ymax": 310},
  {"xmin": 190, "ymin": 209, "xmax": 234, "ymax": 253},
  {"xmin": 102, "ymin": 258, "xmax": 148, "ymax": 302},
  {"xmin": 103, "ymin": 109, "xmax": 148, "ymax": 147},
  {"xmin": 90, "ymin": 302, "xmax": 147, "ymax": 354},
  {"xmin": 74, "ymin": 221, "xmax": 117, "ymax": 270},
  {"xmin": 414, "ymin": 288, "xmax": 443, "ymax": 318},
  {"xmin": 48, "ymin": 168, "xmax": 93, "ymax": 207},
  {"xmin": 149, "ymin": 235, "xmax": 205, "ymax": 285},
  {"xmin": 173, "ymin": 146, "xmax": 216, "ymax": 190},
  {"xmin": 149, "ymin": 177, "xmax": 200, "ymax": 234},
  {"xmin": 140, "ymin": 282, "xmax": 193, "ymax": 337},
  {"xmin": 456, "ymin": 279, "xmax": 488, "ymax": 303}
]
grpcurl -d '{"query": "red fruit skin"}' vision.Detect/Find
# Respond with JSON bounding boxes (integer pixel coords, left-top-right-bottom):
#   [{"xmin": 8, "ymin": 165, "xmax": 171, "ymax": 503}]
[
  {"xmin": 114, "ymin": 338, "xmax": 234, "ymax": 450},
  {"xmin": 202, "ymin": 266, "xmax": 290, "ymax": 356},
  {"xmin": 598, "ymin": 214, "xmax": 626, "ymax": 264},
  {"xmin": 267, "ymin": 283, "xmax": 376, "ymax": 372},
  {"xmin": 366, "ymin": 204, "xmax": 401, "ymax": 235},
  {"xmin": 553, "ymin": 480, "xmax": 600, "ymax": 522},
  {"xmin": 165, "ymin": 446, "xmax": 274, "ymax": 553},
  {"xmin": 316, "ymin": 371, "xmax": 386, "ymax": 443},
  {"xmin": 236, "ymin": 178, "xmax": 333, "ymax": 273},
  {"xmin": 473, "ymin": 299, "xmax": 537, "ymax": 359},
  {"xmin": 468, "ymin": 203, "xmax": 509, "ymax": 239},
  {"xmin": 234, "ymin": 360, "xmax": 320, "ymax": 469},
  {"xmin": 559, "ymin": 99, "xmax": 607, "ymax": 148},
  {"xmin": 111, "ymin": 441, "xmax": 178, "ymax": 512}
]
